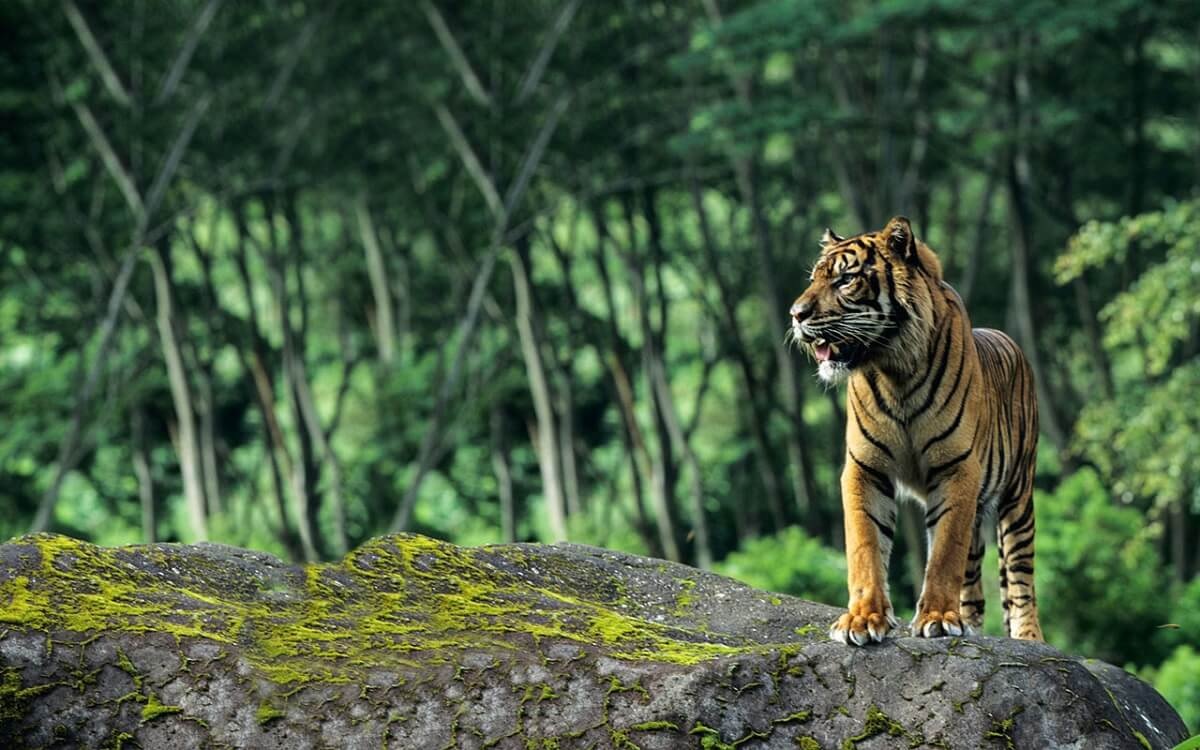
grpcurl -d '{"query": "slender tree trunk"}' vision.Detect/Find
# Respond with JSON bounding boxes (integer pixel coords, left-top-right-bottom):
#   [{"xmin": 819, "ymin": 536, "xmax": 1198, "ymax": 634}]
[
  {"xmin": 590, "ymin": 200, "xmax": 661, "ymax": 556},
  {"xmin": 958, "ymin": 170, "xmax": 997, "ymax": 306},
  {"xmin": 184, "ymin": 219, "xmax": 223, "ymax": 521},
  {"xmin": 491, "ymin": 408, "xmax": 516, "ymax": 543},
  {"xmin": 290, "ymin": 348, "xmax": 349, "ymax": 556},
  {"xmin": 148, "ymin": 242, "xmax": 208, "ymax": 541},
  {"xmin": 232, "ymin": 201, "xmax": 303, "ymax": 560},
  {"xmin": 510, "ymin": 242, "xmax": 568, "ymax": 542},
  {"xmin": 132, "ymin": 408, "xmax": 156, "ymax": 543},
  {"xmin": 556, "ymin": 380, "xmax": 583, "ymax": 518},
  {"xmin": 1005, "ymin": 42, "xmax": 1070, "ymax": 454},
  {"xmin": 197, "ymin": 375, "xmax": 222, "ymax": 517},
  {"xmin": 735, "ymin": 159, "xmax": 816, "ymax": 526},
  {"xmin": 266, "ymin": 198, "xmax": 319, "ymax": 561},
  {"xmin": 620, "ymin": 192, "xmax": 682, "ymax": 562},
  {"xmin": 1127, "ymin": 23, "xmax": 1148, "ymax": 217},
  {"xmin": 688, "ymin": 179, "xmax": 787, "ymax": 532},
  {"xmin": 356, "ymin": 193, "xmax": 396, "ymax": 366},
  {"xmin": 542, "ymin": 217, "xmax": 586, "ymax": 518},
  {"xmin": 649, "ymin": 355, "xmax": 712, "ymax": 568}
]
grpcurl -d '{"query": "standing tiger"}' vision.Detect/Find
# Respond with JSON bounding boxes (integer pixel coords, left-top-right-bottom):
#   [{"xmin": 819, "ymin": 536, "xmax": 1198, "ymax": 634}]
[{"xmin": 790, "ymin": 216, "xmax": 1043, "ymax": 646}]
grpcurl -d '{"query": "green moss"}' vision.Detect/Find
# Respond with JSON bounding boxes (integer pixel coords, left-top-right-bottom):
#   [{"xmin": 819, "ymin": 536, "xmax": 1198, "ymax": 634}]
[
  {"xmin": 672, "ymin": 578, "xmax": 698, "ymax": 616},
  {"xmin": 982, "ymin": 705, "xmax": 1024, "ymax": 749},
  {"xmin": 256, "ymin": 702, "xmax": 285, "ymax": 725},
  {"xmin": 795, "ymin": 737, "xmax": 821, "ymax": 750},
  {"xmin": 773, "ymin": 710, "xmax": 812, "ymax": 725},
  {"xmin": 0, "ymin": 532, "xmax": 822, "ymax": 698},
  {"xmin": 690, "ymin": 723, "xmax": 734, "ymax": 750},
  {"xmin": 0, "ymin": 666, "xmax": 54, "ymax": 721},
  {"xmin": 631, "ymin": 720, "xmax": 679, "ymax": 732},
  {"xmin": 140, "ymin": 693, "xmax": 182, "ymax": 723},
  {"xmin": 1132, "ymin": 730, "xmax": 1151, "ymax": 750},
  {"xmin": 842, "ymin": 705, "xmax": 923, "ymax": 749}
]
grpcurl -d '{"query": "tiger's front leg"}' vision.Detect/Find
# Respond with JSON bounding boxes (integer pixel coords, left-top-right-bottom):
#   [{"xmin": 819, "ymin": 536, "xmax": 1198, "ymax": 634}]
[
  {"xmin": 831, "ymin": 455, "xmax": 899, "ymax": 645},
  {"xmin": 913, "ymin": 461, "xmax": 982, "ymax": 638}
]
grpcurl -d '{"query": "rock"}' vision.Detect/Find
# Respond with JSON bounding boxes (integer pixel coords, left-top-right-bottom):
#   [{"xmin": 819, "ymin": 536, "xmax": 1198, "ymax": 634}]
[{"xmin": 0, "ymin": 533, "xmax": 1187, "ymax": 749}]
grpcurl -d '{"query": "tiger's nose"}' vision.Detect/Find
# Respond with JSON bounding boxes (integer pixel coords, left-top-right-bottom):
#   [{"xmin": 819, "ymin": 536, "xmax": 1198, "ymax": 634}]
[{"xmin": 790, "ymin": 299, "xmax": 813, "ymax": 322}]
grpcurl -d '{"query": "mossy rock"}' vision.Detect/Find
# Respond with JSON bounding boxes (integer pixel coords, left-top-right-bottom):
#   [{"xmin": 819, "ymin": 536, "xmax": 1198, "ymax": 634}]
[{"xmin": 0, "ymin": 533, "xmax": 1187, "ymax": 748}]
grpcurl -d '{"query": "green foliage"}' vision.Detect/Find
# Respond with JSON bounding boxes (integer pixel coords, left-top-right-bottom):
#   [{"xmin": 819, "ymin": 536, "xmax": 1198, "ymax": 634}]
[
  {"xmin": 714, "ymin": 527, "xmax": 846, "ymax": 606},
  {"xmin": 1035, "ymin": 469, "xmax": 1169, "ymax": 666},
  {"xmin": 1148, "ymin": 646, "xmax": 1200, "ymax": 735},
  {"xmin": 1059, "ymin": 200, "xmax": 1200, "ymax": 511}
]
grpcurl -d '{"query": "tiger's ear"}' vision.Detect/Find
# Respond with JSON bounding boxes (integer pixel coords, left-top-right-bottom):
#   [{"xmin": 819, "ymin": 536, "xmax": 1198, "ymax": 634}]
[
  {"xmin": 884, "ymin": 216, "xmax": 917, "ymax": 262},
  {"xmin": 820, "ymin": 227, "xmax": 844, "ymax": 248}
]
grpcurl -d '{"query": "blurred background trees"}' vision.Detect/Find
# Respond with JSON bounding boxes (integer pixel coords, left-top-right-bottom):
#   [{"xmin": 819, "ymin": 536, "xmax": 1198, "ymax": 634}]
[{"xmin": 1, "ymin": 0, "xmax": 1198, "ymax": 729}]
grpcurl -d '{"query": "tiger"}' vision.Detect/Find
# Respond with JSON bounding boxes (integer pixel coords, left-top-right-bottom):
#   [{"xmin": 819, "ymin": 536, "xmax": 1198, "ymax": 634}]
[{"xmin": 789, "ymin": 216, "xmax": 1043, "ymax": 646}]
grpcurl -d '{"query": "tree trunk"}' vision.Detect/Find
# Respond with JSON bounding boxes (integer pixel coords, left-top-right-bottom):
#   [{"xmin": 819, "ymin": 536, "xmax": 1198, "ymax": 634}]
[
  {"xmin": 958, "ymin": 170, "xmax": 997, "ymax": 306},
  {"xmin": 132, "ymin": 408, "xmax": 156, "ymax": 543},
  {"xmin": 733, "ymin": 158, "xmax": 816, "ymax": 526},
  {"xmin": 1005, "ymin": 42, "xmax": 1070, "ymax": 455},
  {"xmin": 509, "ymin": 243, "xmax": 568, "ymax": 543},
  {"xmin": 491, "ymin": 408, "xmax": 516, "ymax": 543},
  {"xmin": 148, "ymin": 242, "xmax": 208, "ymax": 541},
  {"xmin": 556, "ymin": 380, "xmax": 583, "ymax": 518},
  {"xmin": 649, "ymin": 354, "xmax": 712, "ymax": 568},
  {"xmin": 590, "ymin": 200, "xmax": 662, "ymax": 557},
  {"xmin": 688, "ymin": 179, "xmax": 787, "ymax": 532},
  {"xmin": 267, "ymin": 198, "xmax": 319, "ymax": 561},
  {"xmin": 356, "ymin": 193, "xmax": 396, "ymax": 366},
  {"xmin": 620, "ymin": 192, "xmax": 682, "ymax": 562},
  {"xmin": 197, "ymin": 375, "xmax": 222, "ymax": 517},
  {"xmin": 231, "ymin": 201, "xmax": 304, "ymax": 561}
]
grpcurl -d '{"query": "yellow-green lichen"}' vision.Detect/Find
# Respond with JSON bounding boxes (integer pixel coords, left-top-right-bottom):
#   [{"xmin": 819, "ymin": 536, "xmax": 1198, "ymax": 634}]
[
  {"xmin": 842, "ymin": 705, "xmax": 923, "ymax": 749},
  {"xmin": 689, "ymin": 723, "xmax": 734, "ymax": 750},
  {"xmin": 671, "ymin": 578, "xmax": 697, "ymax": 616},
  {"xmin": 256, "ymin": 701, "xmax": 285, "ymax": 725},
  {"xmin": 631, "ymin": 720, "xmax": 679, "ymax": 732},
  {"xmin": 1, "ymin": 666, "xmax": 53, "ymax": 721},
  {"xmin": 0, "ymin": 533, "xmax": 822, "ymax": 701},
  {"xmin": 982, "ymin": 705, "xmax": 1024, "ymax": 750},
  {"xmin": 140, "ymin": 693, "xmax": 182, "ymax": 723}
]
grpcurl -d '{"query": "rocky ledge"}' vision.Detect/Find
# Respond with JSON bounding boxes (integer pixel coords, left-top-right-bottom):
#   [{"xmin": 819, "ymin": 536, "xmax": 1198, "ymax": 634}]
[{"xmin": 0, "ymin": 533, "xmax": 1188, "ymax": 749}]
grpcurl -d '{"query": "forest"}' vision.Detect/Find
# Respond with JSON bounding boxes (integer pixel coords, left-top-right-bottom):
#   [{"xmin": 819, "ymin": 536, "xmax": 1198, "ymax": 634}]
[{"xmin": 1, "ymin": 0, "xmax": 1198, "ymax": 732}]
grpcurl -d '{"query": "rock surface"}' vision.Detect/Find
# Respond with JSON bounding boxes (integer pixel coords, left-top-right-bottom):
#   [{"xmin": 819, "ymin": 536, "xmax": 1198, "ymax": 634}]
[{"xmin": 0, "ymin": 532, "xmax": 1187, "ymax": 749}]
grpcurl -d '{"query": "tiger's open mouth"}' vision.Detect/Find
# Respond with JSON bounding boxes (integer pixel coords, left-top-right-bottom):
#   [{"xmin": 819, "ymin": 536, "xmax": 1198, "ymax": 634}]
[
  {"xmin": 813, "ymin": 339, "xmax": 834, "ymax": 362},
  {"xmin": 811, "ymin": 338, "xmax": 865, "ymax": 367}
]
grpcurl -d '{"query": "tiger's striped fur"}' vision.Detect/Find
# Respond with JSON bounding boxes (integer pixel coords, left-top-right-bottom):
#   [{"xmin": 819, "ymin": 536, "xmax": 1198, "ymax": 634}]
[{"xmin": 789, "ymin": 216, "xmax": 1043, "ymax": 645}]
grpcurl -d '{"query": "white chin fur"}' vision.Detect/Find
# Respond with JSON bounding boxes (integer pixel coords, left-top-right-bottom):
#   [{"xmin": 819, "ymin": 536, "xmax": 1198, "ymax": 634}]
[{"xmin": 818, "ymin": 360, "xmax": 850, "ymax": 384}]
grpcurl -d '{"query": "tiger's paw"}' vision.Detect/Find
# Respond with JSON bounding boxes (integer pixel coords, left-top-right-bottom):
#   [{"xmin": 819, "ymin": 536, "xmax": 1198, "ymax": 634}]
[
  {"xmin": 911, "ymin": 609, "xmax": 967, "ymax": 638},
  {"xmin": 830, "ymin": 603, "xmax": 899, "ymax": 646}
]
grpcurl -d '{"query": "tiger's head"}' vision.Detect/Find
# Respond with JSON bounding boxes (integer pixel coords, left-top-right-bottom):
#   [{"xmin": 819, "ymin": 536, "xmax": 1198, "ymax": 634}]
[{"xmin": 790, "ymin": 216, "xmax": 943, "ymax": 384}]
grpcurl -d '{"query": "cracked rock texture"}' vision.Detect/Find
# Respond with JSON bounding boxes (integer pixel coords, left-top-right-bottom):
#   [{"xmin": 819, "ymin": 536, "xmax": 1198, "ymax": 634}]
[{"xmin": 0, "ymin": 532, "xmax": 1187, "ymax": 749}]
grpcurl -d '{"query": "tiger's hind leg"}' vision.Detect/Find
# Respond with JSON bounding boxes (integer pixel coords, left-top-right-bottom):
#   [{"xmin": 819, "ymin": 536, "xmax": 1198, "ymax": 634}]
[
  {"xmin": 958, "ymin": 515, "xmax": 985, "ymax": 632},
  {"xmin": 996, "ymin": 485, "xmax": 1044, "ymax": 641}
]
